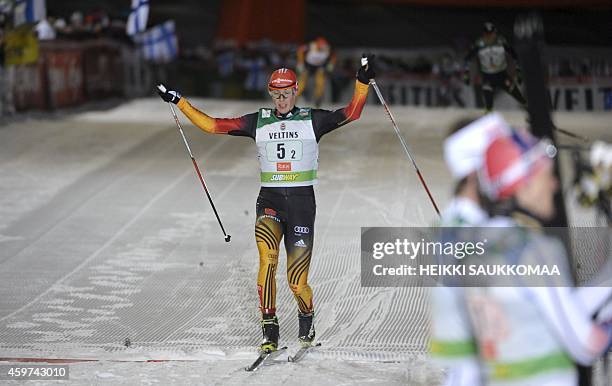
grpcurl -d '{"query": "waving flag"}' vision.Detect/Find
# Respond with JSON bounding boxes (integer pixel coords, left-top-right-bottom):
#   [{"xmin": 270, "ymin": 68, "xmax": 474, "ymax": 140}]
[
  {"xmin": 13, "ymin": 0, "xmax": 46, "ymax": 26},
  {"xmin": 135, "ymin": 20, "xmax": 178, "ymax": 63},
  {"xmin": 126, "ymin": 0, "xmax": 149, "ymax": 36}
]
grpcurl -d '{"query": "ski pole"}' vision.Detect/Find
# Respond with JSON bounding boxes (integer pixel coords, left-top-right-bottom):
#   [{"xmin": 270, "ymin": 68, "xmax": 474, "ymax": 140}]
[
  {"xmin": 370, "ymin": 80, "xmax": 441, "ymax": 217},
  {"xmin": 554, "ymin": 126, "xmax": 591, "ymax": 144},
  {"xmin": 168, "ymin": 103, "xmax": 231, "ymax": 242}
]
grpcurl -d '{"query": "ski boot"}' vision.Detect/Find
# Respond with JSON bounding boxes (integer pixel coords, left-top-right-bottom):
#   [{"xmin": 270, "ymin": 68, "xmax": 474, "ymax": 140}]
[
  {"xmin": 298, "ymin": 311, "xmax": 316, "ymax": 347},
  {"xmin": 260, "ymin": 314, "xmax": 279, "ymax": 353}
]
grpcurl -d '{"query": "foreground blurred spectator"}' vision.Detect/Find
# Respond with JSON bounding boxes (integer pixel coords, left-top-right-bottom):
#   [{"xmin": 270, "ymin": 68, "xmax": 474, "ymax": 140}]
[
  {"xmin": 431, "ymin": 115, "xmax": 612, "ymax": 385},
  {"xmin": 463, "ymin": 127, "xmax": 612, "ymax": 385},
  {"xmin": 430, "ymin": 114, "xmax": 511, "ymax": 386}
]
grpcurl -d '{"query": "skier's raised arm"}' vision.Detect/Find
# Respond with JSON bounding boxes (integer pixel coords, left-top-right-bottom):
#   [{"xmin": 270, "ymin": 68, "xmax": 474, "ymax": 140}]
[
  {"xmin": 157, "ymin": 85, "xmax": 257, "ymax": 138},
  {"xmin": 310, "ymin": 54, "xmax": 375, "ymax": 141}
]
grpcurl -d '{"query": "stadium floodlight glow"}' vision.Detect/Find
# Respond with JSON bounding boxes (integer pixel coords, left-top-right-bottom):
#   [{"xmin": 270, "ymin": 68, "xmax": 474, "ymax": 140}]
[{"xmin": 370, "ymin": 80, "xmax": 441, "ymax": 217}]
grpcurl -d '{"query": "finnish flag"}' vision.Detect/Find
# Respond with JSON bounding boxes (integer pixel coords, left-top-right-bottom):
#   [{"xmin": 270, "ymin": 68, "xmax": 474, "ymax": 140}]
[
  {"xmin": 13, "ymin": 0, "xmax": 46, "ymax": 26},
  {"xmin": 136, "ymin": 20, "xmax": 178, "ymax": 63},
  {"xmin": 126, "ymin": 0, "xmax": 149, "ymax": 36}
]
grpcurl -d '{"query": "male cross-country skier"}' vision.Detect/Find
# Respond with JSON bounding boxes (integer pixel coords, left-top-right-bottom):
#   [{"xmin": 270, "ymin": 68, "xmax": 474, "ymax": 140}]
[
  {"xmin": 464, "ymin": 22, "xmax": 526, "ymax": 112},
  {"xmin": 157, "ymin": 55, "xmax": 375, "ymax": 353},
  {"xmin": 430, "ymin": 113, "xmax": 511, "ymax": 386},
  {"xmin": 460, "ymin": 128, "xmax": 612, "ymax": 385}
]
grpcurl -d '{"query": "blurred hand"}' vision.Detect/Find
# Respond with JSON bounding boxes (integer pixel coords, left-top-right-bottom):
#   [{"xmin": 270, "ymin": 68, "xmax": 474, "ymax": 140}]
[
  {"xmin": 296, "ymin": 63, "xmax": 305, "ymax": 74},
  {"xmin": 157, "ymin": 84, "xmax": 181, "ymax": 104},
  {"xmin": 463, "ymin": 71, "xmax": 471, "ymax": 85},
  {"xmin": 357, "ymin": 54, "xmax": 376, "ymax": 84}
]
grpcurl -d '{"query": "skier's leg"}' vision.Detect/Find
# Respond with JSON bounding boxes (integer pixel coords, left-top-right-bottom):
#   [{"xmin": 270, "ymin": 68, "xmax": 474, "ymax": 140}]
[
  {"xmin": 314, "ymin": 68, "xmax": 326, "ymax": 108},
  {"xmin": 284, "ymin": 194, "xmax": 315, "ymax": 314},
  {"xmin": 481, "ymin": 85, "xmax": 494, "ymax": 112},
  {"xmin": 255, "ymin": 213, "xmax": 282, "ymax": 314},
  {"xmin": 255, "ymin": 195, "xmax": 284, "ymax": 351},
  {"xmin": 480, "ymin": 73, "xmax": 495, "ymax": 112},
  {"xmin": 297, "ymin": 69, "xmax": 308, "ymax": 97},
  {"xmin": 285, "ymin": 191, "xmax": 316, "ymax": 344},
  {"xmin": 503, "ymin": 75, "xmax": 527, "ymax": 108}
]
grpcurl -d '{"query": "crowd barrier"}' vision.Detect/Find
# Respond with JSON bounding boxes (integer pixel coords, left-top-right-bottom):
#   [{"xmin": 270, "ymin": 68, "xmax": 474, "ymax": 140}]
[
  {"xmin": 6, "ymin": 39, "xmax": 151, "ymax": 113},
  {"xmin": 356, "ymin": 75, "xmax": 612, "ymax": 112}
]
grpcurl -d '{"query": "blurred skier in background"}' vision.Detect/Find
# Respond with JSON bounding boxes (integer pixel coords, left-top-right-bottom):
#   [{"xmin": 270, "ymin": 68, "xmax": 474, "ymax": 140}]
[
  {"xmin": 464, "ymin": 22, "xmax": 526, "ymax": 112},
  {"xmin": 296, "ymin": 36, "xmax": 336, "ymax": 107}
]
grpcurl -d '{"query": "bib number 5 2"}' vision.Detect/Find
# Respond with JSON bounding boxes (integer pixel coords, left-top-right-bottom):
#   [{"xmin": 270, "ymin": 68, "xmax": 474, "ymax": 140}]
[{"xmin": 268, "ymin": 141, "xmax": 302, "ymax": 161}]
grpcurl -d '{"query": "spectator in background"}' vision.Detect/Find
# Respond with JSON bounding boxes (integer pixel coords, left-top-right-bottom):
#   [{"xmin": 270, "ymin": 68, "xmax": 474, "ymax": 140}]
[
  {"xmin": 432, "ymin": 53, "xmax": 464, "ymax": 107},
  {"xmin": 53, "ymin": 17, "xmax": 68, "ymax": 35},
  {"xmin": 215, "ymin": 40, "xmax": 237, "ymax": 78},
  {"xmin": 241, "ymin": 44, "xmax": 268, "ymax": 97},
  {"xmin": 330, "ymin": 57, "xmax": 354, "ymax": 104},
  {"xmin": 0, "ymin": 10, "xmax": 15, "ymax": 116},
  {"xmin": 35, "ymin": 17, "xmax": 56, "ymax": 40},
  {"xmin": 0, "ymin": 11, "xmax": 5, "ymax": 115}
]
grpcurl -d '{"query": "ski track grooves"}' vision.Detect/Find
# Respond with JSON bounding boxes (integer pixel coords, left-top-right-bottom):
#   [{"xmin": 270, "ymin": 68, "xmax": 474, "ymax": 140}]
[
  {"xmin": 0, "ymin": 102, "xmax": 458, "ymax": 362},
  {"xmin": 0, "ymin": 134, "xmax": 230, "ymax": 324}
]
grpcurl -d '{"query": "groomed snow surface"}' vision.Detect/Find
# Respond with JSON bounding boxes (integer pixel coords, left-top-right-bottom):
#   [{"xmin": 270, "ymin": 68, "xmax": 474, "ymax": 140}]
[{"xmin": 0, "ymin": 98, "xmax": 610, "ymax": 385}]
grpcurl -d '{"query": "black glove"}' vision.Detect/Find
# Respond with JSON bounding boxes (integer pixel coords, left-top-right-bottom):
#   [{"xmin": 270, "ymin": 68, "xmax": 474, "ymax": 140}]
[
  {"xmin": 356, "ymin": 54, "xmax": 376, "ymax": 84},
  {"xmin": 157, "ymin": 84, "xmax": 181, "ymax": 104}
]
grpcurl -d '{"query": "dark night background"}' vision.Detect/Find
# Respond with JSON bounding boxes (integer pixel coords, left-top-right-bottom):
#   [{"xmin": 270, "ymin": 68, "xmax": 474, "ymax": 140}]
[{"xmin": 46, "ymin": 1, "xmax": 612, "ymax": 49}]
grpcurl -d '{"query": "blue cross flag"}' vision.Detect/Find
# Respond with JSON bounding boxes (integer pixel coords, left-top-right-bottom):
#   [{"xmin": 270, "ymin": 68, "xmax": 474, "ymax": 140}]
[
  {"xmin": 135, "ymin": 20, "xmax": 179, "ymax": 63},
  {"xmin": 126, "ymin": 0, "xmax": 149, "ymax": 36},
  {"xmin": 13, "ymin": 0, "xmax": 46, "ymax": 26}
]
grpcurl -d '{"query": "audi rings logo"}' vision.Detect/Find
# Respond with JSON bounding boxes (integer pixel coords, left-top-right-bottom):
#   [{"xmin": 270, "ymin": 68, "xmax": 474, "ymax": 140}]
[{"xmin": 294, "ymin": 226, "xmax": 310, "ymax": 234}]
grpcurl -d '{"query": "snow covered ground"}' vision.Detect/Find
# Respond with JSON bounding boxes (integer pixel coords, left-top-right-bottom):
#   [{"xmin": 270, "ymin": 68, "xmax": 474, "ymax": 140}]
[{"xmin": 0, "ymin": 98, "xmax": 610, "ymax": 385}]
